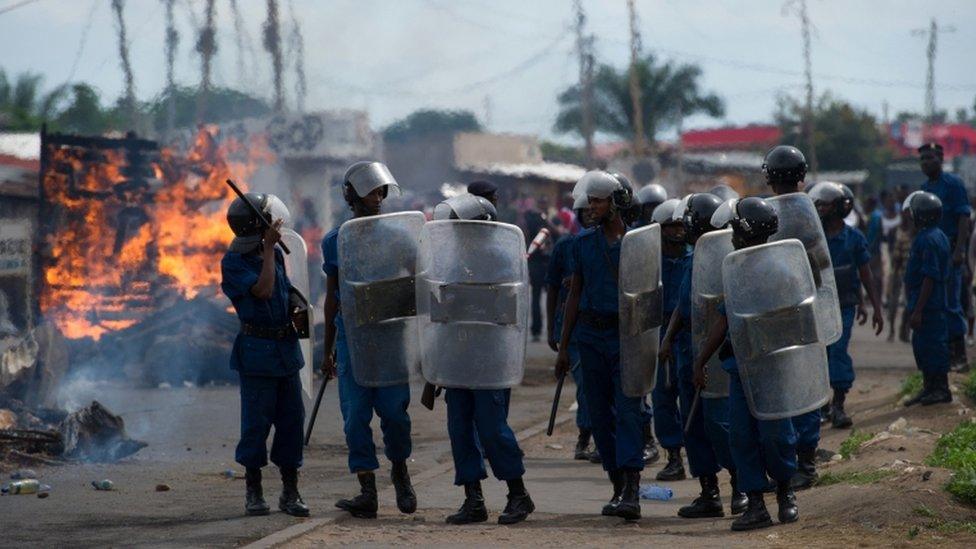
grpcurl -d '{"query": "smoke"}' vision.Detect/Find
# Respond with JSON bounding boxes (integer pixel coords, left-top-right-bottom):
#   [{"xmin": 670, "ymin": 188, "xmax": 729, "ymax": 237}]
[
  {"xmin": 110, "ymin": 0, "xmax": 137, "ymax": 130},
  {"xmin": 263, "ymin": 0, "xmax": 284, "ymax": 112}
]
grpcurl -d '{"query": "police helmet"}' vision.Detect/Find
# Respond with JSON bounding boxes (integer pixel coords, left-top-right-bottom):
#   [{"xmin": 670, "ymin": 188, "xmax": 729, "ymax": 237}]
[
  {"xmin": 681, "ymin": 193, "xmax": 724, "ymax": 239},
  {"xmin": 903, "ymin": 191, "xmax": 942, "ymax": 228},
  {"xmin": 343, "ymin": 161, "xmax": 401, "ymax": 201},
  {"xmin": 227, "ymin": 193, "xmax": 290, "ymax": 237},
  {"xmin": 808, "ymin": 181, "xmax": 850, "ymax": 219},
  {"xmin": 432, "ymin": 193, "xmax": 498, "ymax": 221},
  {"xmin": 572, "ymin": 192, "xmax": 590, "ymax": 211},
  {"xmin": 762, "ymin": 145, "xmax": 807, "ymax": 186},
  {"xmin": 712, "ymin": 197, "xmax": 778, "ymax": 241},
  {"xmin": 609, "ymin": 172, "xmax": 636, "ymax": 212},
  {"xmin": 708, "ymin": 184, "xmax": 739, "ymax": 202},
  {"xmin": 636, "ymin": 183, "xmax": 668, "ymax": 208},
  {"xmin": 840, "ymin": 184, "xmax": 856, "ymax": 217},
  {"xmin": 651, "ymin": 198, "xmax": 682, "ymax": 225}
]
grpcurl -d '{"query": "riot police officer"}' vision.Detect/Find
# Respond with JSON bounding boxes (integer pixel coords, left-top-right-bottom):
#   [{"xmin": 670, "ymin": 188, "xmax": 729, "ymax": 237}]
[
  {"xmin": 220, "ymin": 193, "xmax": 310, "ymax": 518},
  {"xmin": 635, "ymin": 183, "xmax": 668, "ymax": 227}
]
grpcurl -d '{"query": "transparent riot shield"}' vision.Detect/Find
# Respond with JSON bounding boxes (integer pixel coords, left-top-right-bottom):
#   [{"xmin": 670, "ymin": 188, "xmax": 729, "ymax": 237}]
[
  {"xmin": 619, "ymin": 224, "xmax": 662, "ymax": 398},
  {"xmin": 338, "ymin": 212, "xmax": 425, "ymax": 387},
  {"xmin": 280, "ymin": 228, "xmax": 313, "ymax": 400},
  {"xmin": 416, "ymin": 220, "xmax": 528, "ymax": 389},
  {"xmin": 691, "ymin": 229, "xmax": 733, "ymax": 399},
  {"xmin": 768, "ymin": 193, "xmax": 842, "ymax": 344},
  {"xmin": 722, "ymin": 239, "xmax": 830, "ymax": 420}
]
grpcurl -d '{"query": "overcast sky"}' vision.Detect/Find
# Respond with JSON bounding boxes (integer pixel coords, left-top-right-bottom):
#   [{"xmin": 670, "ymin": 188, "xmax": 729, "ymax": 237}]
[{"xmin": 1, "ymin": 0, "xmax": 974, "ymax": 143}]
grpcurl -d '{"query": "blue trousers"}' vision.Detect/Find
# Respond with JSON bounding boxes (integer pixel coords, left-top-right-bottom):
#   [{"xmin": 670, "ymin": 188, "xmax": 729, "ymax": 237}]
[
  {"xmin": 567, "ymin": 340, "xmax": 591, "ymax": 430},
  {"xmin": 578, "ymin": 325, "xmax": 645, "ymax": 472},
  {"xmin": 827, "ymin": 306, "xmax": 857, "ymax": 392},
  {"xmin": 336, "ymin": 338, "xmax": 412, "ymax": 473},
  {"xmin": 912, "ymin": 308, "xmax": 950, "ymax": 375},
  {"xmin": 948, "ymin": 263, "xmax": 967, "ymax": 338},
  {"xmin": 445, "ymin": 388, "xmax": 525, "ymax": 485},
  {"xmin": 236, "ymin": 372, "xmax": 305, "ymax": 469},
  {"xmin": 675, "ymin": 335, "xmax": 733, "ymax": 477},
  {"xmin": 728, "ymin": 366, "xmax": 798, "ymax": 492},
  {"xmin": 791, "ymin": 409, "xmax": 821, "ymax": 453},
  {"xmin": 651, "ymin": 333, "xmax": 684, "ymax": 449}
]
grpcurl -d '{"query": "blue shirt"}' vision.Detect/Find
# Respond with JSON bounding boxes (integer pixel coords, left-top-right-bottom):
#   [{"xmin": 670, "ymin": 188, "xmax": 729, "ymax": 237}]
[
  {"xmin": 663, "ymin": 249, "xmax": 693, "ymax": 319},
  {"xmin": 321, "ymin": 226, "xmax": 345, "ymax": 339},
  {"xmin": 826, "ymin": 225, "xmax": 871, "ymax": 308},
  {"xmin": 571, "ymin": 227, "xmax": 621, "ymax": 316},
  {"xmin": 922, "ymin": 172, "xmax": 971, "ymax": 244},
  {"xmin": 677, "ymin": 264, "xmax": 693, "ymax": 322},
  {"xmin": 546, "ymin": 234, "xmax": 576, "ymax": 333},
  {"xmin": 904, "ymin": 226, "xmax": 951, "ymax": 313},
  {"xmin": 220, "ymin": 248, "xmax": 304, "ymax": 376},
  {"xmin": 865, "ymin": 210, "xmax": 883, "ymax": 256}
]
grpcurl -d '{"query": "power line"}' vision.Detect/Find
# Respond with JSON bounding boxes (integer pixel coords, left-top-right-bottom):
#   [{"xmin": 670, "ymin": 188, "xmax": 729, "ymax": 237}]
[
  {"xmin": 912, "ymin": 18, "xmax": 956, "ymax": 122},
  {"xmin": 62, "ymin": 0, "xmax": 99, "ymax": 87},
  {"xmin": 0, "ymin": 0, "xmax": 41, "ymax": 16}
]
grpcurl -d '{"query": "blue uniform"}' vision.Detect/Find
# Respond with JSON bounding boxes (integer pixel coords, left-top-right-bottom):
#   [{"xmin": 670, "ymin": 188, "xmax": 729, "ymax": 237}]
[
  {"xmin": 922, "ymin": 172, "xmax": 971, "ymax": 338},
  {"xmin": 221, "ymin": 248, "xmax": 305, "ymax": 470},
  {"xmin": 905, "ymin": 226, "xmax": 952, "ymax": 375},
  {"xmin": 571, "ymin": 227, "xmax": 644, "ymax": 472},
  {"xmin": 718, "ymin": 303, "xmax": 798, "ymax": 492},
  {"xmin": 323, "ymin": 227, "xmax": 412, "ymax": 474},
  {"xmin": 445, "ymin": 388, "xmax": 526, "ymax": 485},
  {"xmin": 825, "ymin": 225, "xmax": 871, "ymax": 391},
  {"xmin": 674, "ymin": 261, "xmax": 733, "ymax": 478},
  {"xmin": 650, "ymin": 249, "xmax": 692, "ymax": 450},
  {"xmin": 546, "ymin": 234, "xmax": 589, "ymax": 430}
]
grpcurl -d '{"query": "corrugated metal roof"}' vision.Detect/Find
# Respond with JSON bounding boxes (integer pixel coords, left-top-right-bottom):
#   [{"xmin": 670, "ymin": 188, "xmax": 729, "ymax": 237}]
[{"xmin": 458, "ymin": 162, "xmax": 586, "ymax": 183}]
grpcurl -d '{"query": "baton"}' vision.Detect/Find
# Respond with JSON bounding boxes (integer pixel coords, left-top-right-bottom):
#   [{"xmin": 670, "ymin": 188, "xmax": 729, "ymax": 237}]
[
  {"xmin": 547, "ymin": 372, "xmax": 567, "ymax": 436},
  {"xmin": 304, "ymin": 376, "xmax": 329, "ymax": 446},
  {"xmin": 683, "ymin": 389, "xmax": 700, "ymax": 435},
  {"xmin": 225, "ymin": 178, "xmax": 291, "ymax": 254},
  {"xmin": 663, "ymin": 357, "xmax": 672, "ymax": 391}
]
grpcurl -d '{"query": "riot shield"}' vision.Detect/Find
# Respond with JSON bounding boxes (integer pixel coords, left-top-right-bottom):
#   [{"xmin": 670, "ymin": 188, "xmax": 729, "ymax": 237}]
[
  {"xmin": 416, "ymin": 220, "xmax": 528, "ymax": 389},
  {"xmin": 280, "ymin": 228, "xmax": 313, "ymax": 400},
  {"xmin": 691, "ymin": 229, "xmax": 733, "ymax": 399},
  {"xmin": 722, "ymin": 239, "xmax": 830, "ymax": 420},
  {"xmin": 619, "ymin": 224, "xmax": 662, "ymax": 398},
  {"xmin": 338, "ymin": 212, "xmax": 424, "ymax": 387},
  {"xmin": 768, "ymin": 193, "xmax": 842, "ymax": 344}
]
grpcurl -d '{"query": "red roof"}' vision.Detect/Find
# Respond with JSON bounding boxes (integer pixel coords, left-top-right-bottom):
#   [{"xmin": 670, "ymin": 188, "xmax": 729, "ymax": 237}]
[
  {"xmin": 888, "ymin": 123, "xmax": 976, "ymax": 159},
  {"xmin": 0, "ymin": 153, "xmax": 39, "ymax": 171},
  {"xmin": 681, "ymin": 125, "xmax": 781, "ymax": 151}
]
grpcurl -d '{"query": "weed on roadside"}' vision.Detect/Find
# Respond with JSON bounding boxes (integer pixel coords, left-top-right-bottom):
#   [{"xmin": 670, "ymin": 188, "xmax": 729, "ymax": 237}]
[
  {"xmin": 913, "ymin": 504, "xmax": 937, "ymax": 518},
  {"xmin": 816, "ymin": 469, "xmax": 894, "ymax": 486},
  {"xmin": 927, "ymin": 421, "xmax": 976, "ymax": 506},
  {"xmin": 945, "ymin": 466, "xmax": 976, "ymax": 506},
  {"xmin": 839, "ymin": 430, "xmax": 874, "ymax": 460},
  {"xmin": 962, "ymin": 370, "xmax": 976, "ymax": 402},
  {"xmin": 900, "ymin": 372, "xmax": 923, "ymax": 397}
]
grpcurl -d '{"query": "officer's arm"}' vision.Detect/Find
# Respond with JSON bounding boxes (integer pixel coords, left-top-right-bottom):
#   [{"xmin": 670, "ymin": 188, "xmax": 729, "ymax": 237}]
[
  {"xmin": 859, "ymin": 263, "xmax": 883, "ymax": 315},
  {"xmin": 250, "ymin": 244, "xmax": 277, "ymax": 300},
  {"xmin": 558, "ymin": 274, "xmax": 583, "ymax": 352},
  {"xmin": 914, "ymin": 277, "xmax": 935, "ymax": 314},
  {"xmin": 955, "ymin": 215, "xmax": 970, "ymax": 260},
  {"xmin": 661, "ymin": 309, "xmax": 685, "ymax": 350},
  {"xmin": 546, "ymin": 282, "xmax": 559, "ymax": 341},
  {"xmin": 694, "ymin": 315, "xmax": 728, "ymax": 370},
  {"xmin": 322, "ymin": 275, "xmax": 339, "ymax": 357}
]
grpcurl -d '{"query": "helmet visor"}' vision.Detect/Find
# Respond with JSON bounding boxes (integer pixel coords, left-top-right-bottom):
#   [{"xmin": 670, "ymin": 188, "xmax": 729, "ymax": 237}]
[
  {"xmin": 710, "ymin": 199, "xmax": 738, "ymax": 229},
  {"xmin": 348, "ymin": 162, "xmax": 401, "ymax": 198}
]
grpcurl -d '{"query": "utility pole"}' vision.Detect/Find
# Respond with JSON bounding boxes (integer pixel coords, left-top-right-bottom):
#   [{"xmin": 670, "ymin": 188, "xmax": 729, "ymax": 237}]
[
  {"xmin": 627, "ymin": 0, "xmax": 646, "ymax": 156},
  {"xmin": 912, "ymin": 18, "xmax": 956, "ymax": 123},
  {"xmin": 163, "ymin": 0, "xmax": 178, "ymax": 134},
  {"xmin": 110, "ymin": 0, "xmax": 138, "ymax": 131},
  {"xmin": 196, "ymin": 0, "xmax": 217, "ymax": 122},
  {"xmin": 795, "ymin": 0, "xmax": 818, "ymax": 180},
  {"xmin": 574, "ymin": 0, "xmax": 595, "ymax": 167},
  {"xmin": 483, "ymin": 95, "xmax": 493, "ymax": 130}
]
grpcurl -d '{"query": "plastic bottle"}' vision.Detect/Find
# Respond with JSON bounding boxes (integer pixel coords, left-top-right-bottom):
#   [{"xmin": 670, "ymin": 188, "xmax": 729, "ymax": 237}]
[
  {"xmin": 639, "ymin": 483, "xmax": 674, "ymax": 501},
  {"xmin": 92, "ymin": 479, "xmax": 114, "ymax": 491},
  {"xmin": 2, "ymin": 479, "xmax": 41, "ymax": 495}
]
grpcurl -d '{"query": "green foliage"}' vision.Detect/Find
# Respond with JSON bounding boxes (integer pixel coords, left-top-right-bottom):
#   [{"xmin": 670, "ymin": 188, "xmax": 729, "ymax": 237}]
[
  {"xmin": 913, "ymin": 504, "xmax": 937, "ymax": 518},
  {"xmin": 901, "ymin": 372, "xmax": 923, "ymax": 397},
  {"xmin": 775, "ymin": 92, "xmax": 892, "ymax": 189},
  {"xmin": 907, "ymin": 525, "xmax": 920, "ymax": 539},
  {"xmin": 815, "ymin": 469, "xmax": 894, "ymax": 486},
  {"xmin": 0, "ymin": 68, "xmax": 66, "ymax": 131},
  {"xmin": 927, "ymin": 421, "xmax": 976, "ymax": 470},
  {"xmin": 945, "ymin": 466, "xmax": 976, "ymax": 506},
  {"xmin": 554, "ymin": 54, "xmax": 724, "ymax": 145},
  {"xmin": 382, "ymin": 109, "xmax": 481, "ymax": 143},
  {"xmin": 962, "ymin": 370, "xmax": 976, "ymax": 402},
  {"xmin": 540, "ymin": 141, "xmax": 586, "ymax": 166},
  {"xmin": 839, "ymin": 430, "xmax": 874, "ymax": 459},
  {"xmin": 145, "ymin": 86, "xmax": 271, "ymax": 132}
]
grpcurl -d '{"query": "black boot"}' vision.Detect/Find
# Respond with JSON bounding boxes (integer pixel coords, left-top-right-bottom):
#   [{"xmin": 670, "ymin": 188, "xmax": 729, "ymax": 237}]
[
  {"xmin": 391, "ymin": 461, "xmax": 417, "ymax": 514},
  {"xmin": 614, "ymin": 470, "xmax": 641, "ymax": 521},
  {"xmin": 498, "ymin": 478, "xmax": 535, "ymax": 525},
  {"xmin": 245, "ymin": 467, "xmax": 270, "ymax": 516},
  {"xmin": 790, "ymin": 448, "xmax": 818, "ymax": 490},
  {"xmin": 589, "ymin": 446, "xmax": 603, "ymax": 465},
  {"xmin": 730, "ymin": 491, "xmax": 773, "ymax": 531},
  {"xmin": 279, "ymin": 467, "xmax": 310, "ymax": 517},
  {"xmin": 642, "ymin": 424, "xmax": 660, "ymax": 465},
  {"xmin": 335, "ymin": 472, "xmax": 378, "ymax": 519},
  {"xmin": 950, "ymin": 336, "xmax": 968, "ymax": 371},
  {"xmin": 446, "ymin": 481, "xmax": 488, "ymax": 524},
  {"xmin": 601, "ymin": 470, "xmax": 625, "ymax": 516},
  {"xmin": 656, "ymin": 447, "xmax": 686, "ymax": 481},
  {"xmin": 775, "ymin": 482, "xmax": 798, "ymax": 523},
  {"xmin": 921, "ymin": 373, "xmax": 953, "ymax": 405},
  {"xmin": 574, "ymin": 428, "xmax": 592, "ymax": 461},
  {"xmin": 677, "ymin": 474, "xmax": 723, "ymax": 518},
  {"xmin": 819, "ymin": 402, "xmax": 831, "ymax": 424},
  {"xmin": 729, "ymin": 471, "xmax": 748, "ymax": 515},
  {"xmin": 831, "ymin": 389, "xmax": 853, "ymax": 429},
  {"xmin": 904, "ymin": 373, "xmax": 932, "ymax": 407}
]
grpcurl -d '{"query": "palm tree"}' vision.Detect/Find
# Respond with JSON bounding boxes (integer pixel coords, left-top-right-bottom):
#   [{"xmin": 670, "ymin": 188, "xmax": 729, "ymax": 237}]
[
  {"xmin": 554, "ymin": 54, "xmax": 724, "ymax": 147},
  {"xmin": 0, "ymin": 69, "xmax": 66, "ymax": 131}
]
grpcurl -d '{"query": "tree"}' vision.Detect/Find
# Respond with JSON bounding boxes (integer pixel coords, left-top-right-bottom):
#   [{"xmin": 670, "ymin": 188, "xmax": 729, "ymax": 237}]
[
  {"xmin": 49, "ymin": 84, "xmax": 121, "ymax": 134},
  {"xmin": 145, "ymin": 86, "xmax": 271, "ymax": 133},
  {"xmin": 0, "ymin": 69, "xmax": 66, "ymax": 131},
  {"xmin": 553, "ymin": 54, "xmax": 723, "ymax": 147},
  {"xmin": 540, "ymin": 141, "xmax": 587, "ymax": 165},
  {"xmin": 775, "ymin": 93, "xmax": 892, "ymax": 187},
  {"xmin": 383, "ymin": 109, "xmax": 481, "ymax": 143}
]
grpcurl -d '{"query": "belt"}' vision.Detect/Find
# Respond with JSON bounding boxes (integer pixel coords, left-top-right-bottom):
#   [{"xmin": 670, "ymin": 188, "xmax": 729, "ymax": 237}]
[
  {"xmin": 578, "ymin": 310, "xmax": 618, "ymax": 330},
  {"xmin": 241, "ymin": 323, "xmax": 296, "ymax": 340}
]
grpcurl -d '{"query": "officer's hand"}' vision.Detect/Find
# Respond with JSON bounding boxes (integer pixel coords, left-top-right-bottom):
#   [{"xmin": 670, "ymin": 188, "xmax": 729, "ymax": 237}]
[
  {"xmin": 547, "ymin": 331, "xmax": 559, "ymax": 353},
  {"xmin": 320, "ymin": 353, "xmax": 336, "ymax": 380},
  {"xmin": 692, "ymin": 361, "xmax": 707, "ymax": 390},
  {"xmin": 910, "ymin": 309, "xmax": 923, "ymax": 330},
  {"xmin": 857, "ymin": 306, "xmax": 868, "ymax": 326},
  {"xmin": 872, "ymin": 308, "xmax": 884, "ymax": 336},
  {"xmin": 554, "ymin": 351, "xmax": 570, "ymax": 379},
  {"xmin": 658, "ymin": 339, "xmax": 673, "ymax": 365},
  {"xmin": 263, "ymin": 218, "xmax": 283, "ymax": 247}
]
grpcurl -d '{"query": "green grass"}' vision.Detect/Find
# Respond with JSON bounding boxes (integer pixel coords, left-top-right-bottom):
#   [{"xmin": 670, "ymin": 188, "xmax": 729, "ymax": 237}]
[
  {"xmin": 900, "ymin": 371, "xmax": 923, "ymax": 397},
  {"xmin": 839, "ymin": 429, "xmax": 875, "ymax": 460},
  {"xmin": 945, "ymin": 466, "xmax": 976, "ymax": 506},
  {"xmin": 926, "ymin": 421, "xmax": 976, "ymax": 506},
  {"xmin": 962, "ymin": 370, "xmax": 976, "ymax": 402},
  {"xmin": 815, "ymin": 469, "xmax": 894, "ymax": 486},
  {"xmin": 913, "ymin": 504, "xmax": 937, "ymax": 518}
]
